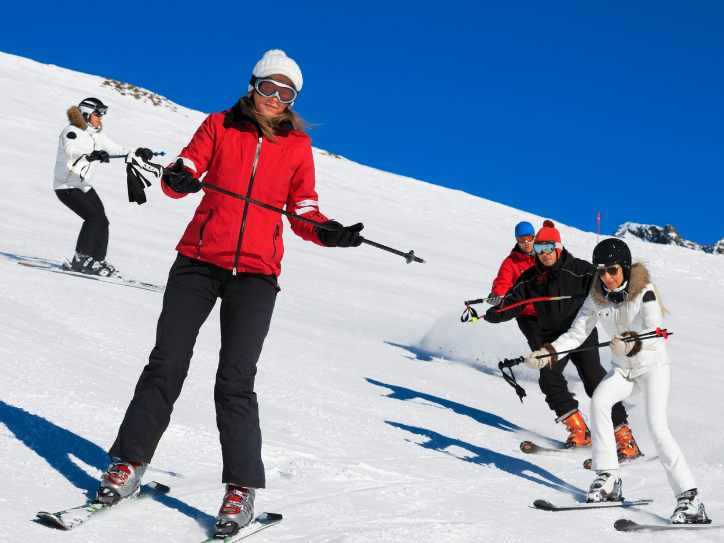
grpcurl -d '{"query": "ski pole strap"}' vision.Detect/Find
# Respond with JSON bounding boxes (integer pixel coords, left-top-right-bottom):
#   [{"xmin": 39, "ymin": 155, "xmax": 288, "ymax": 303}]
[
  {"xmin": 460, "ymin": 305, "xmax": 479, "ymax": 322},
  {"xmin": 498, "ymin": 357, "xmax": 527, "ymax": 403}
]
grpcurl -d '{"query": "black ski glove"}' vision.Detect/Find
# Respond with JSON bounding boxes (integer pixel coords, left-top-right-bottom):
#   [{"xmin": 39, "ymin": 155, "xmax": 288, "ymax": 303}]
[
  {"xmin": 162, "ymin": 159, "xmax": 201, "ymax": 194},
  {"xmin": 135, "ymin": 147, "xmax": 154, "ymax": 161},
  {"xmin": 87, "ymin": 150, "xmax": 110, "ymax": 163},
  {"xmin": 316, "ymin": 220, "xmax": 364, "ymax": 248}
]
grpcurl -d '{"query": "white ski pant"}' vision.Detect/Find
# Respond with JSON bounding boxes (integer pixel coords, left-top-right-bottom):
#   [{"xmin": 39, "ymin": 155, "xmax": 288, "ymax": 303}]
[{"xmin": 590, "ymin": 365, "xmax": 696, "ymax": 496}]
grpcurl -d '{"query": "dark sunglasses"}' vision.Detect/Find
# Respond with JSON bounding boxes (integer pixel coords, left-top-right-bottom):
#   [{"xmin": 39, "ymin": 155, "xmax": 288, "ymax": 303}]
[
  {"xmin": 534, "ymin": 242, "xmax": 557, "ymax": 254},
  {"xmin": 92, "ymin": 106, "xmax": 108, "ymax": 116},
  {"xmin": 254, "ymin": 78, "xmax": 298, "ymax": 104},
  {"xmin": 516, "ymin": 234, "xmax": 534, "ymax": 243},
  {"xmin": 598, "ymin": 264, "xmax": 622, "ymax": 277}
]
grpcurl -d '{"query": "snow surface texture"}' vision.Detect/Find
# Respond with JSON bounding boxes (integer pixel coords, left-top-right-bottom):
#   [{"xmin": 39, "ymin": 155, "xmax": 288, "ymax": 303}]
[{"xmin": 0, "ymin": 51, "xmax": 722, "ymax": 542}]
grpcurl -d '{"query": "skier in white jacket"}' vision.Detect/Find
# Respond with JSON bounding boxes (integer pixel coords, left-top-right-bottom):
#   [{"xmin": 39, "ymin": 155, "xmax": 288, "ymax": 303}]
[
  {"xmin": 526, "ymin": 238, "xmax": 709, "ymax": 524},
  {"xmin": 54, "ymin": 97, "xmax": 153, "ymax": 276}
]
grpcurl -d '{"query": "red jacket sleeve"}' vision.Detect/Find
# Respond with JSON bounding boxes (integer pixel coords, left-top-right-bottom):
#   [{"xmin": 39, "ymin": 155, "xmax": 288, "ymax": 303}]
[
  {"xmin": 286, "ymin": 145, "xmax": 329, "ymax": 245},
  {"xmin": 161, "ymin": 115, "xmax": 216, "ymax": 199},
  {"xmin": 491, "ymin": 256, "xmax": 517, "ymax": 296}
]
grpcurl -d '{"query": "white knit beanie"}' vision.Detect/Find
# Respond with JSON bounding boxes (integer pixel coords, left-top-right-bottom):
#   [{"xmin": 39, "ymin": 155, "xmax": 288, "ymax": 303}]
[{"xmin": 248, "ymin": 49, "xmax": 303, "ymax": 92}]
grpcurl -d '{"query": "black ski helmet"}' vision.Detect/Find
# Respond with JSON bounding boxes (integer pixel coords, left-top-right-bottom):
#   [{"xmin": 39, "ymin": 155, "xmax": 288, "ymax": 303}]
[
  {"xmin": 592, "ymin": 238, "xmax": 632, "ymax": 269},
  {"xmin": 78, "ymin": 97, "xmax": 108, "ymax": 122}
]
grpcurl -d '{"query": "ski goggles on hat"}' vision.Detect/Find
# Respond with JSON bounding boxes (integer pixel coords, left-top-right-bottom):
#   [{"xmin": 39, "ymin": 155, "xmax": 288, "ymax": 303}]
[
  {"xmin": 598, "ymin": 264, "xmax": 622, "ymax": 277},
  {"xmin": 253, "ymin": 78, "xmax": 298, "ymax": 104},
  {"xmin": 516, "ymin": 234, "xmax": 534, "ymax": 243},
  {"xmin": 534, "ymin": 241, "xmax": 557, "ymax": 254},
  {"xmin": 91, "ymin": 106, "xmax": 108, "ymax": 116}
]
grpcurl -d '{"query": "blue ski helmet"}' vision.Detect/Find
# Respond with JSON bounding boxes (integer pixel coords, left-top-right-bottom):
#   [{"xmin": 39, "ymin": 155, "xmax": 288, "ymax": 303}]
[{"xmin": 514, "ymin": 221, "xmax": 535, "ymax": 238}]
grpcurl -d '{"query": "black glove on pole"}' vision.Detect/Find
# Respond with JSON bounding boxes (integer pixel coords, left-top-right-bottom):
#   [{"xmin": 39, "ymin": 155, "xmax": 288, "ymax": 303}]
[
  {"xmin": 316, "ymin": 220, "xmax": 364, "ymax": 247},
  {"xmin": 87, "ymin": 150, "xmax": 110, "ymax": 163},
  {"xmin": 162, "ymin": 159, "xmax": 202, "ymax": 194}
]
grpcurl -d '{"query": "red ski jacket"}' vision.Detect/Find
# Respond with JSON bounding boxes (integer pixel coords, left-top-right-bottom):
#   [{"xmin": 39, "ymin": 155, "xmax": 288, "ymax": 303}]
[
  {"xmin": 491, "ymin": 245, "xmax": 537, "ymax": 317},
  {"xmin": 163, "ymin": 103, "xmax": 329, "ymax": 276}
]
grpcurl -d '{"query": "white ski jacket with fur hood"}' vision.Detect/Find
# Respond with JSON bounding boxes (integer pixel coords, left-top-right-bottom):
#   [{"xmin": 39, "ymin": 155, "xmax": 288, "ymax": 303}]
[
  {"xmin": 53, "ymin": 105, "xmax": 130, "ymax": 191},
  {"xmin": 550, "ymin": 263, "xmax": 669, "ymax": 378}
]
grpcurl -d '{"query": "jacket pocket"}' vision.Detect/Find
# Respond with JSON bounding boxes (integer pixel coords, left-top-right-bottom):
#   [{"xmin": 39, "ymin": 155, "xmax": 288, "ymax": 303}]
[{"xmin": 196, "ymin": 208, "xmax": 214, "ymax": 258}]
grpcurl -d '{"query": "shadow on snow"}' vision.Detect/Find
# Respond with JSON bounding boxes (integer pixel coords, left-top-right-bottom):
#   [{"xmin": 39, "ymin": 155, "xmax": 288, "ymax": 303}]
[
  {"xmin": 368, "ymin": 379, "xmax": 582, "ymax": 497},
  {"xmin": 0, "ymin": 400, "xmax": 214, "ymax": 527}
]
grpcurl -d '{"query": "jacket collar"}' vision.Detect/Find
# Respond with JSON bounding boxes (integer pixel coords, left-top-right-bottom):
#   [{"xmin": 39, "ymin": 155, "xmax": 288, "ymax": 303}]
[{"xmin": 591, "ymin": 262, "xmax": 650, "ymax": 305}]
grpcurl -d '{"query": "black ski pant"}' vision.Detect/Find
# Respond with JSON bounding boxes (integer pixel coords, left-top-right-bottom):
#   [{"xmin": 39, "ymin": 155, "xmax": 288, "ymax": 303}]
[
  {"xmin": 55, "ymin": 188, "xmax": 109, "ymax": 260},
  {"xmin": 536, "ymin": 328, "xmax": 628, "ymax": 427},
  {"xmin": 515, "ymin": 315, "xmax": 542, "ymax": 351},
  {"xmin": 109, "ymin": 254, "xmax": 279, "ymax": 488}
]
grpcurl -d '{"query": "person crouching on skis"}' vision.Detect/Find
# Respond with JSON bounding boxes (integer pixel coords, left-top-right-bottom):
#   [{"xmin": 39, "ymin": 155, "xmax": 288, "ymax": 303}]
[
  {"xmin": 94, "ymin": 50, "xmax": 365, "ymax": 538},
  {"xmin": 484, "ymin": 221, "xmax": 641, "ymax": 458},
  {"xmin": 533, "ymin": 238, "xmax": 709, "ymax": 523},
  {"xmin": 53, "ymin": 97, "xmax": 154, "ymax": 277}
]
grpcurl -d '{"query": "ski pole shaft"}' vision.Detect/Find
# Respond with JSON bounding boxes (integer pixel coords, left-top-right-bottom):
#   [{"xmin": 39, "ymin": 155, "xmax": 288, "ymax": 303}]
[
  {"xmin": 535, "ymin": 329, "xmax": 673, "ymax": 359},
  {"xmin": 109, "ymin": 151, "xmax": 166, "ymax": 159},
  {"xmin": 199, "ymin": 181, "xmax": 425, "ymax": 264}
]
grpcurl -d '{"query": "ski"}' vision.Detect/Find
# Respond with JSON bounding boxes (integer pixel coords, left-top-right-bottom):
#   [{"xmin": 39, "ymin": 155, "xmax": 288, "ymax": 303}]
[
  {"xmin": 533, "ymin": 498, "xmax": 652, "ymax": 511},
  {"xmin": 614, "ymin": 518, "xmax": 718, "ymax": 532},
  {"xmin": 17, "ymin": 258, "xmax": 164, "ymax": 293},
  {"xmin": 583, "ymin": 455, "xmax": 658, "ymax": 470},
  {"xmin": 200, "ymin": 513, "xmax": 283, "ymax": 542},
  {"xmin": 520, "ymin": 440, "xmax": 576, "ymax": 455},
  {"xmin": 36, "ymin": 481, "xmax": 170, "ymax": 530}
]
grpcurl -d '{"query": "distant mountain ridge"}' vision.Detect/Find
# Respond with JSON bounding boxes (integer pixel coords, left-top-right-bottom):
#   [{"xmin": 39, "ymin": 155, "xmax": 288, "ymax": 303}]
[{"xmin": 615, "ymin": 222, "xmax": 724, "ymax": 255}]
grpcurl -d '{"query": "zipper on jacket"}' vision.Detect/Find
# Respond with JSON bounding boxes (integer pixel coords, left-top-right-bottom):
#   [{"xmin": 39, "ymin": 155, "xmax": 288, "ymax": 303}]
[
  {"xmin": 271, "ymin": 224, "xmax": 280, "ymax": 260},
  {"xmin": 232, "ymin": 135, "xmax": 263, "ymax": 275},
  {"xmin": 196, "ymin": 208, "xmax": 214, "ymax": 259}
]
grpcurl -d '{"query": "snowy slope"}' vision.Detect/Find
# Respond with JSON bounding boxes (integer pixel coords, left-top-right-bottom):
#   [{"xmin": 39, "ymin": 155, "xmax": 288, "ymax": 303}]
[{"xmin": 0, "ymin": 51, "xmax": 722, "ymax": 542}]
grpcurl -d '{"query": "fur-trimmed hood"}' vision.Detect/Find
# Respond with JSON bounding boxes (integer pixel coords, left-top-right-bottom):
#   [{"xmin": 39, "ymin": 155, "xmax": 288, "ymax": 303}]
[
  {"xmin": 591, "ymin": 262, "xmax": 650, "ymax": 305},
  {"xmin": 66, "ymin": 105, "xmax": 102, "ymax": 131}
]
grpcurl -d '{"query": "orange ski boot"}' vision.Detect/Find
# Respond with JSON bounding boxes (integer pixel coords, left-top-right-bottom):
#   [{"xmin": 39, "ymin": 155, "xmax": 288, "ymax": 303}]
[
  {"xmin": 615, "ymin": 423, "xmax": 642, "ymax": 461},
  {"xmin": 561, "ymin": 410, "xmax": 592, "ymax": 449}
]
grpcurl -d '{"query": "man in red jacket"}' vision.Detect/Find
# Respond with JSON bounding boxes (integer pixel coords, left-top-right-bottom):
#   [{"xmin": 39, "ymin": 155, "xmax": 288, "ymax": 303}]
[{"xmin": 488, "ymin": 221, "xmax": 539, "ymax": 349}]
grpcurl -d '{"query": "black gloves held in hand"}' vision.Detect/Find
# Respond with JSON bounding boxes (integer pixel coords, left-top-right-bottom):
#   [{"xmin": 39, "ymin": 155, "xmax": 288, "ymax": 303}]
[
  {"xmin": 162, "ymin": 159, "xmax": 202, "ymax": 194},
  {"xmin": 87, "ymin": 150, "xmax": 110, "ymax": 163},
  {"xmin": 135, "ymin": 147, "xmax": 154, "ymax": 161},
  {"xmin": 316, "ymin": 220, "xmax": 364, "ymax": 248}
]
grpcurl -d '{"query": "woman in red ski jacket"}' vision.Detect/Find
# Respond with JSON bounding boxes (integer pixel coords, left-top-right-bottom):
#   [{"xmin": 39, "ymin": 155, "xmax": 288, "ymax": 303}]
[
  {"xmin": 488, "ymin": 221, "xmax": 538, "ymax": 345},
  {"xmin": 96, "ymin": 50, "xmax": 363, "ymax": 539}
]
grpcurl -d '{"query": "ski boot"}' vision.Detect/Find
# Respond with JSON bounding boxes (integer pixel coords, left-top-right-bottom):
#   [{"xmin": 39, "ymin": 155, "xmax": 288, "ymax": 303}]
[
  {"xmin": 215, "ymin": 485, "xmax": 255, "ymax": 538},
  {"xmin": 95, "ymin": 460, "xmax": 147, "ymax": 505},
  {"xmin": 67, "ymin": 252, "xmax": 94, "ymax": 273},
  {"xmin": 671, "ymin": 488, "xmax": 711, "ymax": 524},
  {"xmin": 614, "ymin": 423, "xmax": 642, "ymax": 461},
  {"xmin": 560, "ymin": 410, "xmax": 592, "ymax": 449},
  {"xmin": 88, "ymin": 259, "xmax": 119, "ymax": 277},
  {"xmin": 587, "ymin": 471, "xmax": 623, "ymax": 503}
]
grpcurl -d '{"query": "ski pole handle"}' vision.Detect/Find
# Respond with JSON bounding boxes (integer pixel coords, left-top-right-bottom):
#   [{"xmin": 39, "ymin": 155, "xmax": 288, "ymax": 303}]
[{"xmin": 498, "ymin": 356, "xmax": 524, "ymax": 369}]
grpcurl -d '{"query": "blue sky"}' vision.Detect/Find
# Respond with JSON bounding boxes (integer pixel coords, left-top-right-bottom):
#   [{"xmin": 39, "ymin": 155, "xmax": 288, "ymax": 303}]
[{"xmin": 3, "ymin": 2, "xmax": 723, "ymax": 245}]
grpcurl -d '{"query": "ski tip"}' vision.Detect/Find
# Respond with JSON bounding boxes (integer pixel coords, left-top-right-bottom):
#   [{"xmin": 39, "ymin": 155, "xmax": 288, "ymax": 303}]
[
  {"xmin": 532, "ymin": 499, "xmax": 556, "ymax": 511},
  {"xmin": 36, "ymin": 512, "xmax": 69, "ymax": 530},
  {"xmin": 520, "ymin": 441, "xmax": 535, "ymax": 453},
  {"xmin": 614, "ymin": 519, "xmax": 637, "ymax": 531}
]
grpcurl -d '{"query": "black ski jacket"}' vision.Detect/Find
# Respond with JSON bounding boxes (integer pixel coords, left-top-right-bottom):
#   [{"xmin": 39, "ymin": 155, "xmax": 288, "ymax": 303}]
[{"xmin": 485, "ymin": 249, "xmax": 596, "ymax": 342}]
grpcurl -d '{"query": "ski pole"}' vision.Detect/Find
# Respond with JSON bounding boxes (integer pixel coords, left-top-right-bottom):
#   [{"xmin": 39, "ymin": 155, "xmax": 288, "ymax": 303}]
[
  {"xmin": 109, "ymin": 151, "xmax": 166, "ymax": 159},
  {"xmin": 461, "ymin": 294, "xmax": 588, "ymax": 323},
  {"xmin": 498, "ymin": 356, "xmax": 527, "ymax": 402},
  {"xmin": 198, "ymin": 180, "xmax": 426, "ymax": 264},
  {"xmin": 533, "ymin": 328, "xmax": 673, "ymax": 360}
]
